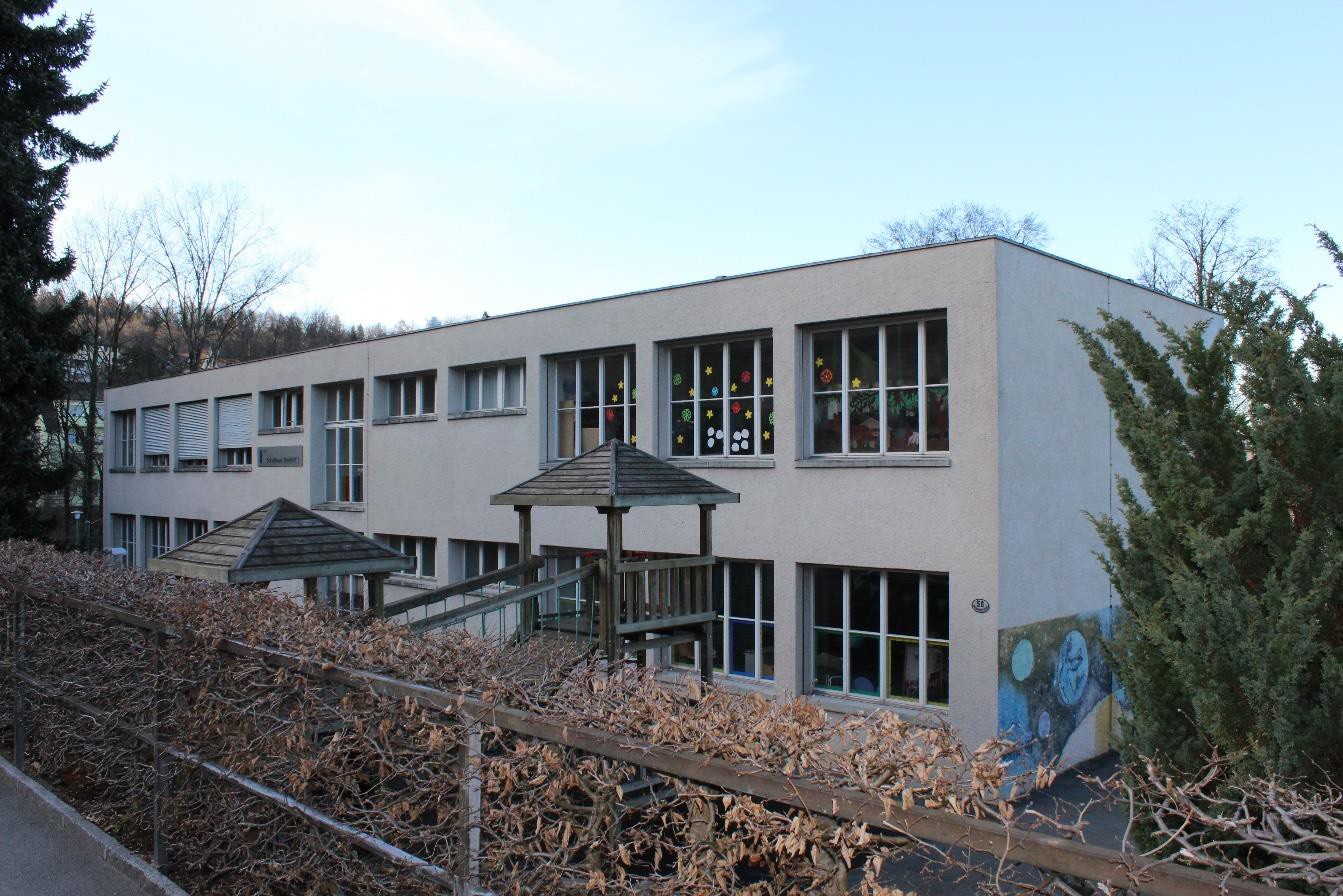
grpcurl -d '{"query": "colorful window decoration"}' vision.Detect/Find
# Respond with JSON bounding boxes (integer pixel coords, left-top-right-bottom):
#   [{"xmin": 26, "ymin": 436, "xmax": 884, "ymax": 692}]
[
  {"xmin": 673, "ymin": 559, "xmax": 774, "ymax": 681},
  {"xmin": 809, "ymin": 316, "xmax": 948, "ymax": 456},
  {"xmin": 811, "ymin": 566, "xmax": 949, "ymax": 707},
  {"xmin": 669, "ymin": 336, "xmax": 772, "ymax": 458},
  {"xmin": 551, "ymin": 350, "xmax": 635, "ymax": 459}
]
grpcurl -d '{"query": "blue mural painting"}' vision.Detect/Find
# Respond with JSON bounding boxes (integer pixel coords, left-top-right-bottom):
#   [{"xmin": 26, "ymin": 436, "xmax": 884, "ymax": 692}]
[{"xmin": 998, "ymin": 608, "xmax": 1117, "ymax": 775}]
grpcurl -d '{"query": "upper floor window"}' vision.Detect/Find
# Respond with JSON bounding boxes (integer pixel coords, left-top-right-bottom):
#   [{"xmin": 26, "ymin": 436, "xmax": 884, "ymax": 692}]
[
  {"xmin": 112, "ymin": 410, "xmax": 136, "ymax": 469},
  {"xmin": 550, "ymin": 350, "xmax": 635, "ymax": 459},
  {"xmin": 385, "ymin": 372, "xmax": 436, "ymax": 418},
  {"xmin": 142, "ymin": 405, "xmax": 170, "ymax": 470},
  {"xmin": 262, "ymin": 388, "xmax": 303, "ymax": 430},
  {"xmin": 176, "ymin": 518, "xmax": 208, "ymax": 544},
  {"xmin": 175, "ymin": 401, "xmax": 208, "ymax": 470},
  {"xmin": 810, "ymin": 566, "xmax": 949, "ymax": 707},
  {"xmin": 668, "ymin": 336, "xmax": 773, "ymax": 458},
  {"xmin": 458, "ymin": 361, "xmax": 524, "ymax": 413},
  {"xmin": 807, "ymin": 316, "xmax": 948, "ymax": 456},
  {"xmin": 323, "ymin": 381, "xmax": 364, "ymax": 503},
  {"xmin": 378, "ymin": 533, "xmax": 437, "ymax": 579},
  {"xmin": 217, "ymin": 394, "xmax": 253, "ymax": 467},
  {"xmin": 673, "ymin": 559, "xmax": 775, "ymax": 681}
]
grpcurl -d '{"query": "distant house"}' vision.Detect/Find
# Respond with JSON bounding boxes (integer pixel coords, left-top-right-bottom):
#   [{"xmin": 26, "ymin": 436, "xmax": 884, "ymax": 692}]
[{"xmin": 102, "ymin": 238, "xmax": 1215, "ymax": 768}]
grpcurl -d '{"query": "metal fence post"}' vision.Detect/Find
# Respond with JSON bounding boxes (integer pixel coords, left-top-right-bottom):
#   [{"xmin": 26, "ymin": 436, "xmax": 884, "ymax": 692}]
[{"xmin": 12, "ymin": 589, "xmax": 25, "ymax": 769}]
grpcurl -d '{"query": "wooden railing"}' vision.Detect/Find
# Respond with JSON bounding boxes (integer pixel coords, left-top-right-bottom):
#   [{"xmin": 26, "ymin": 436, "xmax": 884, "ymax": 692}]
[{"xmin": 613, "ymin": 554, "xmax": 716, "ymax": 654}]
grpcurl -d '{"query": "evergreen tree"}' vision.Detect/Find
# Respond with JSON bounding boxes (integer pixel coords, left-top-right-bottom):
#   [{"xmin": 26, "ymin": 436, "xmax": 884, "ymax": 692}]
[
  {"xmin": 0, "ymin": 2, "xmax": 113, "ymax": 539},
  {"xmin": 1070, "ymin": 238, "xmax": 1343, "ymax": 782}
]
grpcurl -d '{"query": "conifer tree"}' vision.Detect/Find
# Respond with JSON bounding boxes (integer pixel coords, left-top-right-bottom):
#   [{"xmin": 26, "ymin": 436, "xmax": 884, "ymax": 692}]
[
  {"xmin": 0, "ymin": 2, "xmax": 113, "ymax": 538},
  {"xmin": 1071, "ymin": 236, "xmax": 1343, "ymax": 782}
]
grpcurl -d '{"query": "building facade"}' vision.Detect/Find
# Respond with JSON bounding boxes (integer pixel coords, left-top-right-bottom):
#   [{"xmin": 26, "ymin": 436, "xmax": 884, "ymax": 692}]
[{"xmin": 102, "ymin": 238, "xmax": 1213, "ymax": 766}]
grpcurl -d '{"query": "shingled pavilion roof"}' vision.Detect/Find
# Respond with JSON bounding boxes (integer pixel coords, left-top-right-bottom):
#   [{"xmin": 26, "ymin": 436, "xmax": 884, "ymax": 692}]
[
  {"xmin": 491, "ymin": 439, "xmax": 741, "ymax": 508},
  {"xmin": 148, "ymin": 498, "xmax": 412, "ymax": 583}
]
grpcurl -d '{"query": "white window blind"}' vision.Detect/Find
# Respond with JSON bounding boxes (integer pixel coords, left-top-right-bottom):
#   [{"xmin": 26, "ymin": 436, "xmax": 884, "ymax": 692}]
[
  {"xmin": 176, "ymin": 401, "xmax": 209, "ymax": 460},
  {"xmin": 217, "ymin": 395, "xmax": 253, "ymax": 449},
  {"xmin": 143, "ymin": 406, "xmax": 169, "ymax": 455}
]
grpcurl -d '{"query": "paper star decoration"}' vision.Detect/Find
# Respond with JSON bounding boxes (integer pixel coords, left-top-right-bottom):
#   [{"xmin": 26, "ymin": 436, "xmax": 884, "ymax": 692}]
[
  {"xmin": 616, "ymin": 380, "xmax": 624, "ymax": 390},
  {"xmin": 704, "ymin": 366, "xmax": 713, "ymax": 376},
  {"xmin": 851, "ymin": 377, "xmax": 861, "ymax": 389},
  {"xmin": 706, "ymin": 409, "xmax": 715, "ymax": 419},
  {"xmin": 762, "ymin": 431, "xmax": 771, "ymax": 440},
  {"xmin": 610, "ymin": 394, "xmax": 618, "ymax": 402},
  {"xmin": 676, "ymin": 434, "xmax": 684, "ymax": 444},
  {"xmin": 765, "ymin": 377, "xmax": 774, "ymax": 388},
  {"xmin": 688, "ymin": 388, "xmax": 695, "ymax": 397},
  {"xmin": 744, "ymin": 410, "xmax": 753, "ymax": 420},
  {"xmin": 815, "ymin": 357, "xmax": 824, "ymax": 367},
  {"xmin": 730, "ymin": 383, "xmax": 738, "ymax": 393}
]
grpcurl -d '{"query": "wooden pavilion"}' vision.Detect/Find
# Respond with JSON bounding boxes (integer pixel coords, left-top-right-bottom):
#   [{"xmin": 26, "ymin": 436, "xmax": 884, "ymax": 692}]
[
  {"xmin": 148, "ymin": 497, "xmax": 412, "ymax": 612},
  {"xmin": 491, "ymin": 439, "xmax": 740, "ymax": 682}
]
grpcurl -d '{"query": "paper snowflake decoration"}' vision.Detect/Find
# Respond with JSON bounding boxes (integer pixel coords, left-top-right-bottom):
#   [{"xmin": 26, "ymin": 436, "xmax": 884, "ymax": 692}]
[
  {"xmin": 731, "ymin": 429, "xmax": 750, "ymax": 453},
  {"xmin": 680, "ymin": 408, "xmax": 692, "ymax": 422},
  {"xmin": 819, "ymin": 368, "xmax": 834, "ymax": 385},
  {"xmin": 705, "ymin": 425, "xmax": 724, "ymax": 448},
  {"xmin": 672, "ymin": 373, "xmax": 682, "ymax": 386},
  {"xmin": 710, "ymin": 386, "xmax": 719, "ymax": 397},
  {"xmin": 768, "ymin": 411, "xmax": 775, "ymax": 425}
]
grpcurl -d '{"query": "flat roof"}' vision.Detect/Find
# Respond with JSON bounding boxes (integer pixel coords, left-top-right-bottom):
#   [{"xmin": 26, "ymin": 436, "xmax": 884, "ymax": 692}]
[{"xmin": 109, "ymin": 236, "xmax": 1214, "ymax": 389}]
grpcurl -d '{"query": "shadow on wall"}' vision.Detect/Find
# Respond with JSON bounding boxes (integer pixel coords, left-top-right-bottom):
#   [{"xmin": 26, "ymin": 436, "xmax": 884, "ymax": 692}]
[{"xmin": 998, "ymin": 608, "xmax": 1121, "ymax": 775}]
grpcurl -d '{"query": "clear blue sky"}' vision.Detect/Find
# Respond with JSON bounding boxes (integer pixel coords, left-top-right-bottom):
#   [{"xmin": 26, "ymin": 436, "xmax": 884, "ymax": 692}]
[{"xmin": 54, "ymin": 1, "xmax": 1343, "ymax": 331}]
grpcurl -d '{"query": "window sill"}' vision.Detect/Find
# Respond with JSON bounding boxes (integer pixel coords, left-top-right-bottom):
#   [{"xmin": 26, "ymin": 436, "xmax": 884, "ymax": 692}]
[
  {"xmin": 258, "ymin": 425, "xmax": 303, "ymax": 435},
  {"xmin": 388, "ymin": 575, "xmax": 438, "ymax": 590},
  {"xmin": 659, "ymin": 667, "xmax": 776, "ymax": 695},
  {"xmin": 443, "ymin": 407, "xmax": 526, "ymax": 421},
  {"xmin": 808, "ymin": 691, "xmax": 949, "ymax": 719},
  {"xmin": 108, "ymin": 466, "xmax": 137, "ymax": 474},
  {"xmin": 174, "ymin": 466, "xmax": 208, "ymax": 473},
  {"xmin": 795, "ymin": 455, "xmax": 950, "ymax": 469},
  {"xmin": 216, "ymin": 465, "xmax": 252, "ymax": 472},
  {"xmin": 664, "ymin": 457, "xmax": 775, "ymax": 470},
  {"xmin": 372, "ymin": 414, "xmax": 437, "ymax": 426},
  {"xmin": 313, "ymin": 501, "xmax": 366, "ymax": 512}
]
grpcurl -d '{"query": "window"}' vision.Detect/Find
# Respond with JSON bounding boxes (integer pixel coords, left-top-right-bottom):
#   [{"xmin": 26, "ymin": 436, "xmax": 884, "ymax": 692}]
[
  {"xmin": 540, "ymin": 549, "xmax": 598, "ymax": 631},
  {"xmin": 176, "ymin": 518, "xmax": 208, "ymax": 545},
  {"xmin": 217, "ymin": 394, "xmax": 253, "ymax": 467},
  {"xmin": 263, "ymin": 388, "xmax": 303, "ymax": 430},
  {"xmin": 378, "ymin": 534, "xmax": 437, "ymax": 578},
  {"xmin": 668, "ymin": 336, "xmax": 773, "ymax": 458},
  {"xmin": 551, "ymin": 350, "xmax": 635, "ymax": 458},
  {"xmin": 175, "ymin": 401, "xmax": 209, "ymax": 470},
  {"xmin": 810, "ymin": 567, "xmax": 949, "ymax": 706},
  {"xmin": 142, "ymin": 405, "xmax": 170, "ymax": 470},
  {"xmin": 325, "ymin": 574, "xmax": 366, "ymax": 614},
  {"xmin": 144, "ymin": 516, "xmax": 170, "ymax": 560},
  {"xmin": 457, "ymin": 540, "xmax": 520, "ymax": 580},
  {"xmin": 112, "ymin": 410, "xmax": 136, "ymax": 469},
  {"xmin": 807, "ymin": 316, "xmax": 948, "ymax": 456},
  {"xmin": 111, "ymin": 514, "xmax": 136, "ymax": 566},
  {"xmin": 460, "ymin": 361, "xmax": 524, "ymax": 412},
  {"xmin": 386, "ymin": 372, "xmax": 436, "ymax": 418},
  {"xmin": 323, "ymin": 382, "xmax": 364, "ymax": 503},
  {"xmin": 673, "ymin": 560, "xmax": 775, "ymax": 681}
]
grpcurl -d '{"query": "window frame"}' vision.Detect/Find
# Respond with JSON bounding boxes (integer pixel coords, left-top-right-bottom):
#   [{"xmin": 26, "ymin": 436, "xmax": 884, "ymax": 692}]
[
  {"xmin": 143, "ymin": 516, "xmax": 171, "ymax": 561},
  {"xmin": 548, "ymin": 349, "xmax": 636, "ymax": 459},
  {"xmin": 378, "ymin": 533, "xmax": 438, "ymax": 579},
  {"xmin": 262, "ymin": 388, "xmax": 304, "ymax": 431},
  {"xmin": 323, "ymin": 381, "xmax": 365, "ymax": 504},
  {"xmin": 665, "ymin": 334, "xmax": 774, "ymax": 459},
  {"xmin": 805, "ymin": 314, "xmax": 948, "ymax": 458},
  {"xmin": 326, "ymin": 573, "xmax": 367, "ymax": 615},
  {"xmin": 175, "ymin": 518, "xmax": 208, "ymax": 545},
  {"xmin": 457, "ymin": 539, "xmax": 520, "ymax": 581},
  {"xmin": 111, "ymin": 513, "xmax": 136, "ymax": 566},
  {"xmin": 219, "ymin": 447, "xmax": 253, "ymax": 467},
  {"xmin": 385, "ymin": 372, "xmax": 437, "ymax": 419},
  {"xmin": 808, "ymin": 565, "xmax": 949, "ymax": 708},
  {"xmin": 456, "ymin": 361, "xmax": 525, "ymax": 414},
  {"xmin": 111, "ymin": 410, "xmax": 136, "ymax": 469},
  {"xmin": 673, "ymin": 559, "xmax": 775, "ymax": 682}
]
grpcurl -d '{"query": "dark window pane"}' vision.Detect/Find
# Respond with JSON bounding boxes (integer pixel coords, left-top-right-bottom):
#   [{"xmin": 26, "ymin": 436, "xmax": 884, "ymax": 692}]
[
  {"xmin": 813, "ymin": 567, "xmax": 844, "ymax": 629},
  {"xmin": 580, "ymin": 407, "xmax": 600, "ymax": 452},
  {"xmin": 580, "ymin": 357, "xmax": 599, "ymax": 406},
  {"xmin": 712, "ymin": 565, "xmax": 725, "ymax": 616},
  {"xmin": 672, "ymin": 640, "xmax": 694, "ymax": 667},
  {"xmin": 848, "ymin": 391, "xmax": 880, "ymax": 453},
  {"xmin": 887, "ymin": 321, "xmax": 919, "ymax": 387},
  {"xmin": 849, "ymin": 327, "xmax": 879, "ymax": 390},
  {"xmin": 700, "ymin": 400, "xmax": 724, "ymax": 454},
  {"xmin": 760, "ymin": 338, "xmax": 773, "ymax": 395},
  {"xmin": 671, "ymin": 347, "xmax": 694, "ymax": 401},
  {"xmin": 603, "ymin": 354, "xmax": 626, "ymax": 407},
  {"xmin": 479, "ymin": 367, "xmax": 497, "ymax": 409},
  {"xmin": 698, "ymin": 342, "xmax": 723, "ymax": 401},
  {"xmin": 760, "ymin": 397, "xmax": 774, "ymax": 455},
  {"xmin": 927, "ymin": 643, "xmax": 949, "ymax": 705},
  {"xmin": 850, "ymin": 569, "xmax": 881, "ymax": 632},
  {"xmin": 603, "ymin": 406, "xmax": 625, "ymax": 443},
  {"xmin": 850, "ymin": 634, "xmax": 880, "ymax": 696},
  {"xmin": 886, "ymin": 388, "xmax": 919, "ymax": 453},
  {"xmin": 814, "ymin": 629, "xmax": 844, "ymax": 691},
  {"xmin": 556, "ymin": 360, "xmax": 576, "ymax": 406},
  {"xmin": 729, "ymin": 340, "xmax": 755, "ymax": 396},
  {"xmin": 888, "ymin": 572, "xmax": 920, "ymax": 636},
  {"xmin": 760, "ymin": 624, "xmax": 774, "ymax": 680},
  {"xmin": 925, "ymin": 319, "xmax": 948, "ymax": 384},
  {"xmin": 465, "ymin": 543, "xmax": 480, "ymax": 579},
  {"xmin": 927, "ymin": 575, "xmax": 950, "ymax": 640},
  {"xmin": 730, "ymin": 620, "xmax": 754, "ymax": 676},
  {"xmin": 671, "ymin": 403, "xmax": 694, "ymax": 455},
  {"xmin": 729, "ymin": 395, "xmax": 754, "ymax": 455},
  {"xmin": 813, "ymin": 395, "xmax": 842, "ymax": 454},
  {"xmin": 760, "ymin": 564, "xmax": 774, "ymax": 621},
  {"xmin": 712, "ymin": 619, "xmax": 723, "ymax": 672},
  {"xmin": 421, "ymin": 375, "xmax": 435, "ymax": 413},
  {"xmin": 812, "ymin": 331, "xmax": 841, "ymax": 393},
  {"xmin": 888, "ymin": 638, "xmax": 920, "ymax": 701},
  {"xmin": 728, "ymin": 562, "xmax": 755, "ymax": 619},
  {"xmin": 926, "ymin": 386, "xmax": 949, "ymax": 451},
  {"xmin": 556, "ymin": 408, "xmax": 575, "ymax": 457}
]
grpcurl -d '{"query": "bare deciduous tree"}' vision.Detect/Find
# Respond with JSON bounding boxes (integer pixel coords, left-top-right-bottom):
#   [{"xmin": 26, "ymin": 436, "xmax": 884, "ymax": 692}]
[
  {"xmin": 146, "ymin": 184, "xmax": 303, "ymax": 373},
  {"xmin": 864, "ymin": 201, "xmax": 1051, "ymax": 252},
  {"xmin": 1133, "ymin": 201, "xmax": 1276, "ymax": 309}
]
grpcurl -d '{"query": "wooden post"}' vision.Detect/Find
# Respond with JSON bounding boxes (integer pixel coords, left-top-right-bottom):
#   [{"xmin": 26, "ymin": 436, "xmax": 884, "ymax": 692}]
[
  {"xmin": 150, "ymin": 628, "xmax": 168, "ymax": 870},
  {"xmin": 303, "ymin": 577, "xmax": 318, "ymax": 607},
  {"xmin": 516, "ymin": 505, "xmax": 534, "ymax": 636},
  {"xmin": 455, "ymin": 710, "xmax": 482, "ymax": 890},
  {"xmin": 368, "ymin": 574, "xmax": 386, "ymax": 617},
  {"xmin": 12, "ymin": 589, "xmax": 25, "ymax": 769},
  {"xmin": 698, "ymin": 504, "xmax": 715, "ymax": 686},
  {"xmin": 601, "ymin": 508, "xmax": 626, "ymax": 665}
]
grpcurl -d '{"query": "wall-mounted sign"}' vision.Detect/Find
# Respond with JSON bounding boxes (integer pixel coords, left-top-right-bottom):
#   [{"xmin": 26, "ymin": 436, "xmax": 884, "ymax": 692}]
[
  {"xmin": 258, "ymin": 445, "xmax": 303, "ymax": 467},
  {"xmin": 971, "ymin": 598, "xmax": 991, "ymax": 614}
]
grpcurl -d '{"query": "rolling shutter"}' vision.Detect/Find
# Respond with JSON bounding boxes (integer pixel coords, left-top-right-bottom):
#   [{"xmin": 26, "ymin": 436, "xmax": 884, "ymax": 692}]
[
  {"xmin": 142, "ymin": 406, "xmax": 169, "ymax": 455},
  {"xmin": 176, "ymin": 401, "xmax": 208, "ymax": 460},
  {"xmin": 217, "ymin": 395, "xmax": 253, "ymax": 449}
]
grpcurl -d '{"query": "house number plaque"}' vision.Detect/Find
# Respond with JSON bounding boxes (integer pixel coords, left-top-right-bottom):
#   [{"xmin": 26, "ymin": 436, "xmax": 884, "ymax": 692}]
[{"xmin": 971, "ymin": 598, "xmax": 991, "ymax": 614}]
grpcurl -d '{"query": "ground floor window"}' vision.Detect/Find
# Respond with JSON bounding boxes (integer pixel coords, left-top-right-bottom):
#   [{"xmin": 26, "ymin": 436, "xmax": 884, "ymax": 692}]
[
  {"xmin": 672, "ymin": 559, "xmax": 775, "ymax": 682},
  {"xmin": 811, "ymin": 566, "xmax": 949, "ymax": 706},
  {"xmin": 540, "ymin": 548, "xmax": 600, "ymax": 635},
  {"xmin": 176, "ymin": 518, "xmax": 208, "ymax": 545},
  {"xmin": 143, "ymin": 516, "xmax": 170, "ymax": 561},
  {"xmin": 111, "ymin": 513, "xmax": 136, "ymax": 566},
  {"xmin": 377, "ymin": 534, "xmax": 437, "ymax": 578},
  {"xmin": 456, "ymin": 539, "xmax": 520, "ymax": 581},
  {"xmin": 325, "ymin": 574, "xmax": 366, "ymax": 614}
]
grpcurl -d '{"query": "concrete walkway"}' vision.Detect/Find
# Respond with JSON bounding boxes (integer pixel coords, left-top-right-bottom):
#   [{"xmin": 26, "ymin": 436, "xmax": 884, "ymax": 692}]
[{"xmin": 0, "ymin": 757, "xmax": 186, "ymax": 896}]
